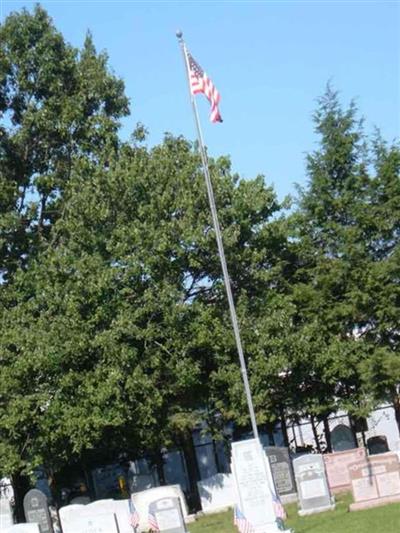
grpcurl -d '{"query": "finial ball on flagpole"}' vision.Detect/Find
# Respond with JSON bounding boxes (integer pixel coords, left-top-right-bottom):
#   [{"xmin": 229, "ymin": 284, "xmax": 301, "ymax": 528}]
[{"xmin": 176, "ymin": 30, "xmax": 183, "ymax": 39}]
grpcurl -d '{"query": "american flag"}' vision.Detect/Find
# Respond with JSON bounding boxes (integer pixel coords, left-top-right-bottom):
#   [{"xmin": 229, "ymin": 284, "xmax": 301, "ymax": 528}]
[
  {"xmin": 233, "ymin": 505, "xmax": 254, "ymax": 533},
  {"xmin": 129, "ymin": 498, "xmax": 140, "ymax": 530},
  {"xmin": 187, "ymin": 50, "xmax": 223, "ymax": 123},
  {"xmin": 272, "ymin": 491, "xmax": 287, "ymax": 520},
  {"xmin": 148, "ymin": 508, "xmax": 160, "ymax": 532}
]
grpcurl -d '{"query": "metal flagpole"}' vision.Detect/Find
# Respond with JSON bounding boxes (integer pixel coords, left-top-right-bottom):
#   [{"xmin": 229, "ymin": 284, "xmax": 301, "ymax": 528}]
[{"xmin": 176, "ymin": 31, "xmax": 259, "ymax": 441}]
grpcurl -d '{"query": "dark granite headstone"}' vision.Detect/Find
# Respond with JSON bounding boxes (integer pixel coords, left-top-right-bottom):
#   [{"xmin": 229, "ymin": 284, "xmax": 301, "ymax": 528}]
[
  {"xmin": 331, "ymin": 424, "xmax": 356, "ymax": 452},
  {"xmin": 265, "ymin": 446, "xmax": 296, "ymax": 497},
  {"xmin": 367, "ymin": 435, "xmax": 389, "ymax": 455},
  {"xmin": 23, "ymin": 489, "xmax": 54, "ymax": 533},
  {"xmin": 148, "ymin": 497, "xmax": 187, "ymax": 533}
]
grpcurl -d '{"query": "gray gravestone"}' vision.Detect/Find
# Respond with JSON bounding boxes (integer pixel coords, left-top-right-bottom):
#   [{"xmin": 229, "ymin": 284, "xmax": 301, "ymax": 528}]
[
  {"xmin": 293, "ymin": 454, "xmax": 335, "ymax": 516},
  {"xmin": 367, "ymin": 436, "xmax": 389, "ymax": 455},
  {"xmin": 23, "ymin": 489, "xmax": 54, "ymax": 533},
  {"xmin": 265, "ymin": 447, "xmax": 297, "ymax": 502},
  {"xmin": 148, "ymin": 497, "xmax": 187, "ymax": 533}
]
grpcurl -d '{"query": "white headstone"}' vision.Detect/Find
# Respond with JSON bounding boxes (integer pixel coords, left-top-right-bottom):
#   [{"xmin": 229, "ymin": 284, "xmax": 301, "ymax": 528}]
[
  {"xmin": 59, "ymin": 499, "xmax": 133, "ymax": 533},
  {"xmin": 132, "ymin": 485, "xmax": 188, "ymax": 532},
  {"xmin": 293, "ymin": 454, "xmax": 335, "ymax": 516},
  {"xmin": 113, "ymin": 500, "xmax": 135, "ymax": 533},
  {"xmin": 148, "ymin": 497, "xmax": 187, "ymax": 533},
  {"xmin": 4, "ymin": 526, "xmax": 40, "ymax": 533},
  {"xmin": 0, "ymin": 498, "xmax": 14, "ymax": 529},
  {"xmin": 60, "ymin": 513, "xmax": 119, "ymax": 533},
  {"xmin": 58, "ymin": 504, "xmax": 85, "ymax": 530},
  {"xmin": 197, "ymin": 473, "xmax": 236, "ymax": 514},
  {"xmin": 231, "ymin": 439, "xmax": 290, "ymax": 533}
]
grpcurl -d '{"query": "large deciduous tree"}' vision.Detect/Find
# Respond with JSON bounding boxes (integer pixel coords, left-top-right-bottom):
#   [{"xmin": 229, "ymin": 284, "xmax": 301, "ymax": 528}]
[
  {"xmin": 0, "ymin": 5, "xmax": 128, "ymax": 282},
  {"xmin": 0, "ymin": 130, "xmax": 288, "ymax": 511}
]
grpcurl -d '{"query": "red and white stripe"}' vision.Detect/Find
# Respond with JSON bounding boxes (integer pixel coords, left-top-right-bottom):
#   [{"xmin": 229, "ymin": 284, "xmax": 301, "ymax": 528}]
[
  {"xmin": 233, "ymin": 506, "xmax": 254, "ymax": 533},
  {"xmin": 187, "ymin": 50, "xmax": 222, "ymax": 123},
  {"xmin": 148, "ymin": 511, "xmax": 160, "ymax": 532},
  {"xmin": 128, "ymin": 498, "xmax": 140, "ymax": 529}
]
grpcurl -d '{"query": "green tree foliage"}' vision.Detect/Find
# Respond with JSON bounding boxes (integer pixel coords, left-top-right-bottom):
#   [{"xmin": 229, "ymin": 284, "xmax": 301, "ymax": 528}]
[
  {"xmin": 289, "ymin": 87, "xmax": 400, "ymax": 437},
  {"xmin": 357, "ymin": 136, "xmax": 400, "ymax": 431},
  {"xmin": 1, "ymin": 6, "xmax": 399, "ymax": 502},
  {"xmin": 0, "ymin": 5, "xmax": 128, "ymax": 281},
  {"xmin": 0, "ymin": 131, "xmax": 288, "ymax": 481}
]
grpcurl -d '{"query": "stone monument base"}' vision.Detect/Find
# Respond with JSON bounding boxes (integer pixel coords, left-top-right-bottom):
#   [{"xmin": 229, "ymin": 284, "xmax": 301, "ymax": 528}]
[
  {"xmin": 280, "ymin": 493, "xmax": 298, "ymax": 505},
  {"xmin": 349, "ymin": 494, "xmax": 400, "ymax": 512},
  {"xmin": 298, "ymin": 502, "xmax": 335, "ymax": 516},
  {"xmin": 250, "ymin": 527, "xmax": 292, "ymax": 533}
]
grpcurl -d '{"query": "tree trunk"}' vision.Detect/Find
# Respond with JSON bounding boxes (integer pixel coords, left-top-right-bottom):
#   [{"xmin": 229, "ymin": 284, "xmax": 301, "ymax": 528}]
[
  {"xmin": 180, "ymin": 431, "xmax": 202, "ymax": 513},
  {"xmin": 310, "ymin": 416, "xmax": 322, "ymax": 453},
  {"xmin": 322, "ymin": 415, "xmax": 332, "ymax": 453},
  {"xmin": 392, "ymin": 390, "xmax": 400, "ymax": 437},
  {"xmin": 279, "ymin": 408, "xmax": 289, "ymax": 448},
  {"xmin": 348, "ymin": 415, "xmax": 359, "ymax": 448},
  {"xmin": 154, "ymin": 450, "xmax": 166, "ymax": 486},
  {"xmin": 11, "ymin": 471, "xmax": 31, "ymax": 523}
]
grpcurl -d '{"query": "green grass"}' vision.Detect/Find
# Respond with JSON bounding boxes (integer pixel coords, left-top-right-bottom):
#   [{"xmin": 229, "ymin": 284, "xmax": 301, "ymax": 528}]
[{"xmin": 189, "ymin": 493, "xmax": 400, "ymax": 533}]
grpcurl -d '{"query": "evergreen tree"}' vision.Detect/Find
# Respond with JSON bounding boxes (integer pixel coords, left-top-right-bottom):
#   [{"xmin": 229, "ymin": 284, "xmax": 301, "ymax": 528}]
[{"xmin": 289, "ymin": 87, "xmax": 375, "ymax": 436}]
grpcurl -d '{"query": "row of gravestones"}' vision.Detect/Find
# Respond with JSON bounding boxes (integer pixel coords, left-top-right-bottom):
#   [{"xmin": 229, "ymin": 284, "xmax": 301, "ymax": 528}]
[
  {"xmin": 287, "ymin": 448, "xmax": 400, "ymax": 515},
  {"xmin": 197, "ymin": 445, "xmax": 400, "ymax": 517},
  {"xmin": 2, "ymin": 447, "xmax": 400, "ymax": 532},
  {"xmin": 0, "ymin": 485, "xmax": 190, "ymax": 533}
]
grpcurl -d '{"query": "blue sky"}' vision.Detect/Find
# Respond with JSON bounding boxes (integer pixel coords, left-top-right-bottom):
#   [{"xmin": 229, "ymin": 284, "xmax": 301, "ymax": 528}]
[{"xmin": 1, "ymin": 1, "xmax": 399, "ymax": 201}]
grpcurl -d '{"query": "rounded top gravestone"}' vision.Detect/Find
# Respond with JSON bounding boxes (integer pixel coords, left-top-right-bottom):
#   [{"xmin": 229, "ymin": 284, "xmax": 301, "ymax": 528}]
[
  {"xmin": 148, "ymin": 497, "xmax": 187, "ymax": 533},
  {"xmin": 367, "ymin": 435, "xmax": 389, "ymax": 455},
  {"xmin": 23, "ymin": 489, "xmax": 54, "ymax": 533},
  {"xmin": 331, "ymin": 425, "xmax": 356, "ymax": 452}
]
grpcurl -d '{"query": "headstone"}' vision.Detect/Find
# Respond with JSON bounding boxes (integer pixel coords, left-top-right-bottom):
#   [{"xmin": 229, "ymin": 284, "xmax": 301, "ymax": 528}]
[
  {"xmin": 293, "ymin": 454, "xmax": 335, "ymax": 516},
  {"xmin": 348, "ymin": 452, "xmax": 400, "ymax": 511},
  {"xmin": 323, "ymin": 447, "xmax": 366, "ymax": 493},
  {"xmin": 265, "ymin": 447, "xmax": 297, "ymax": 503},
  {"xmin": 59, "ymin": 499, "xmax": 133, "ymax": 533},
  {"xmin": 58, "ymin": 504, "xmax": 85, "ymax": 531},
  {"xmin": 111, "ymin": 500, "xmax": 136, "ymax": 533},
  {"xmin": 367, "ymin": 435, "xmax": 390, "ymax": 455},
  {"xmin": 0, "ymin": 479, "xmax": 14, "ymax": 502},
  {"xmin": 132, "ymin": 485, "xmax": 188, "ymax": 532},
  {"xmin": 197, "ymin": 473, "xmax": 236, "ymax": 514},
  {"xmin": 148, "ymin": 497, "xmax": 187, "ymax": 533},
  {"xmin": 4, "ymin": 526, "xmax": 40, "ymax": 533},
  {"xmin": 60, "ymin": 513, "xmax": 119, "ymax": 533},
  {"xmin": 1, "ymin": 498, "xmax": 14, "ymax": 528},
  {"xmin": 231, "ymin": 438, "xmax": 290, "ymax": 532},
  {"xmin": 331, "ymin": 425, "xmax": 356, "ymax": 452},
  {"xmin": 23, "ymin": 489, "xmax": 54, "ymax": 533}
]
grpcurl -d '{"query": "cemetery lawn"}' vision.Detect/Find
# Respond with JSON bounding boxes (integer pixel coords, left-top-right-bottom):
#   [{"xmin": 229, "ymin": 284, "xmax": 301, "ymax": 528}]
[{"xmin": 189, "ymin": 493, "xmax": 400, "ymax": 533}]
